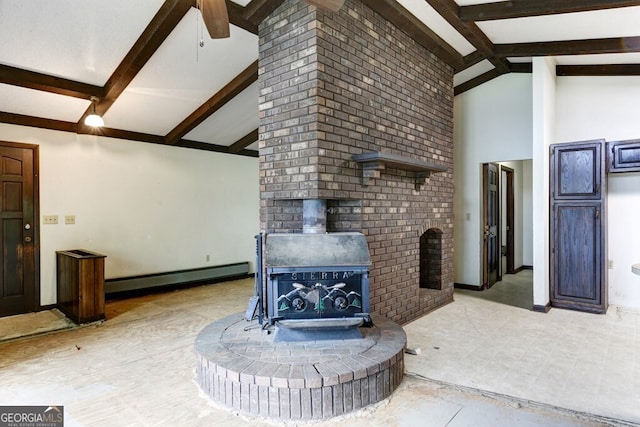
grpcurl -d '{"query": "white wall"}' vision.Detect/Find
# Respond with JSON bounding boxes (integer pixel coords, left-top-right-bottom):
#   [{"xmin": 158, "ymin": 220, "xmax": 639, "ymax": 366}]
[
  {"xmin": 531, "ymin": 57, "xmax": 556, "ymax": 307},
  {"xmin": 0, "ymin": 124, "xmax": 260, "ymax": 306},
  {"xmin": 453, "ymin": 73, "xmax": 533, "ymax": 286},
  {"xmin": 555, "ymin": 76, "xmax": 640, "ymax": 308}
]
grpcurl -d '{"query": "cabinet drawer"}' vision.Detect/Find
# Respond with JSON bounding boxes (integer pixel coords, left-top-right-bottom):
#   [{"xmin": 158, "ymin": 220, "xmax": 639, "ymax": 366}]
[{"xmin": 608, "ymin": 139, "xmax": 640, "ymax": 173}]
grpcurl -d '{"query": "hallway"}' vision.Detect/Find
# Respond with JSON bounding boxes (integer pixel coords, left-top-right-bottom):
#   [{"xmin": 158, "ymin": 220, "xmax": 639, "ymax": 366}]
[{"xmin": 0, "ymin": 272, "xmax": 637, "ymax": 426}]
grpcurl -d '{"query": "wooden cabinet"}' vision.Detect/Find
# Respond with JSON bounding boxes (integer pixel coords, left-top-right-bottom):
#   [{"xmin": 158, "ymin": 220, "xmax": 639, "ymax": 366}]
[
  {"xmin": 550, "ymin": 140, "xmax": 607, "ymax": 313},
  {"xmin": 607, "ymin": 139, "xmax": 640, "ymax": 173},
  {"xmin": 56, "ymin": 250, "xmax": 106, "ymax": 323}
]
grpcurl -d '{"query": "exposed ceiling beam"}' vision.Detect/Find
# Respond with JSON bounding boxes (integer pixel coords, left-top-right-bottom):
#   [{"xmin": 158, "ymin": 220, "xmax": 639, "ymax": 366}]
[
  {"xmin": 77, "ymin": 0, "xmax": 194, "ymax": 132},
  {"xmin": 425, "ymin": 0, "xmax": 509, "ymax": 73},
  {"xmin": 494, "ymin": 36, "xmax": 640, "ymax": 57},
  {"xmin": 79, "ymin": 127, "xmax": 165, "ymax": 145},
  {"xmin": 557, "ymin": 63, "xmax": 640, "ymax": 76},
  {"xmin": 0, "ymin": 111, "xmax": 77, "ymax": 133},
  {"xmin": 459, "ymin": 0, "xmax": 640, "ymax": 22},
  {"xmin": 454, "ymin": 68, "xmax": 502, "ymax": 96},
  {"xmin": 453, "ymin": 61, "xmax": 532, "ymax": 96},
  {"xmin": 228, "ymin": 129, "xmax": 258, "ymax": 153},
  {"xmin": 367, "ymin": 0, "xmax": 465, "ymax": 70},
  {"xmin": 179, "ymin": 139, "xmax": 258, "ymax": 157},
  {"xmin": 165, "ymin": 60, "xmax": 259, "ymax": 145},
  {"xmin": 510, "ymin": 62, "xmax": 532, "ymax": 73},
  {"xmin": 0, "ymin": 64, "xmax": 104, "ymax": 100},
  {"xmin": 226, "ymin": 0, "xmax": 258, "ymax": 33},
  {"xmin": 244, "ymin": 0, "xmax": 286, "ymax": 26},
  {"xmin": 461, "ymin": 51, "xmax": 485, "ymax": 70},
  {"xmin": 0, "ymin": 111, "xmax": 256, "ymax": 156}
]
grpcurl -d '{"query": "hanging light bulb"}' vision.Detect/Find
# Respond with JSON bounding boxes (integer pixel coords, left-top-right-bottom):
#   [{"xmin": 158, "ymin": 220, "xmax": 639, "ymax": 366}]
[{"xmin": 84, "ymin": 97, "xmax": 104, "ymax": 128}]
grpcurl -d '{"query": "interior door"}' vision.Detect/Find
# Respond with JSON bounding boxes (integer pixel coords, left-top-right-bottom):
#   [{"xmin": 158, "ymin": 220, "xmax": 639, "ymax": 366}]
[
  {"xmin": 0, "ymin": 142, "xmax": 38, "ymax": 317},
  {"xmin": 483, "ymin": 163, "xmax": 500, "ymax": 288},
  {"xmin": 503, "ymin": 167, "xmax": 515, "ymax": 274}
]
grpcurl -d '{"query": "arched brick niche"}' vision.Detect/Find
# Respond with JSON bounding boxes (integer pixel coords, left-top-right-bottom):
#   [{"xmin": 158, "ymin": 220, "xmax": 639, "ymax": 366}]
[{"xmin": 420, "ymin": 228, "xmax": 443, "ymax": 290}]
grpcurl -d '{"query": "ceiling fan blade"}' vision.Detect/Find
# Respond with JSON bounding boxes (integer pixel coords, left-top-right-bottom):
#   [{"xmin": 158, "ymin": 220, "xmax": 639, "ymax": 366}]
[
  {"xmin": 304, "ymin": 0, "xmax": 345, "ymax": 12},
  {"xmin": 201, "ymin": 0, "xmax": 230, "ymax": 39}
]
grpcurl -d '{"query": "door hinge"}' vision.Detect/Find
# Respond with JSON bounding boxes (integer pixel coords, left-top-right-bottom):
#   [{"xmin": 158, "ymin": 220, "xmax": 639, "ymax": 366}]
[{"xmin": 595, "ymin": 209, "xmax": 601, "ymax": 219}]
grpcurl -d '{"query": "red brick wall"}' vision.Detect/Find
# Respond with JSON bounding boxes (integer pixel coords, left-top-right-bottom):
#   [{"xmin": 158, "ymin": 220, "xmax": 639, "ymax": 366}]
[{"xmin": 258, "ymin": 0, "xmax": 454, "ymax": 324}]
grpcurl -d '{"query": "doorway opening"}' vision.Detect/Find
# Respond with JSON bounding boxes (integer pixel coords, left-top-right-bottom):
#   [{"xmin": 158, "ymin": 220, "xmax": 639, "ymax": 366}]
[{"xmin": 476, "ymin": 161, "xmax": 533, "ymax": 309}]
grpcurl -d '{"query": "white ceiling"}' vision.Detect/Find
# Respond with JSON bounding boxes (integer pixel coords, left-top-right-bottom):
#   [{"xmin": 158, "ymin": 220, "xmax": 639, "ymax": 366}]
[{"xmin": 0, "ymin": 0, "xmax": 639, "ymax": 154}]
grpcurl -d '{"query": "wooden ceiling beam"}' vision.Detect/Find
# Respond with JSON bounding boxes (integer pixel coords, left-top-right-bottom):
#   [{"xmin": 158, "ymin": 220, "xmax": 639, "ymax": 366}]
[
  {"xmin": 494, "ymin": 36, "xmax": 640, "ymax": 57},
  {"xmin": 77, "ymin": 0, "xmax": 194, "ymax": 133},
  {"xmin": 557, "ymin": 63, "xmax": 640, "ymax": 76},
  {"xmin": 244, "ymin": 0, "xmax": 286, "ymax": 26},
  {"xmin": 164, "ymin": 60, "xmax": 258, "ymax": 145},
  {"xmin": 425, "ymin": 0, "xmax": 509, "ymax": 73},
  {"xmin": 460, "ymin": 0, "xmax": 640, "ymax": 22},
  {"xmin": 367, "ymin": 0, "xmax": 465, "ymax": 70},
  {"xmin": 0, "ymin": 111, "xmax": 77, "ymax": 133},
  {"xmin": 0, "ymin": 111, "xmax": 256, "ymax": 156},
  {"xmin": 228, "ymin": 129, "xmax": 258, "ymax": 153},
  {"xmin": 178, "ymin": 139, "xmax": 258, "ymax": 157},
  {"xmin": 510, "ymin": 62, "xmax": 532, "ymax": 73},
  {"xmin": 460, "ymin": 51, "xmax": 486, "ymax": 71},
  {"xmin": 226, "ymin": 0, "xmax": 258, "ymax": 33},
  {"xmin": 0, "ymin": 64, "xmax": 104, "ymax": 100},
  {"xmin": 454, "ymin": 68, "xmax": 503, "ymax": 96}
]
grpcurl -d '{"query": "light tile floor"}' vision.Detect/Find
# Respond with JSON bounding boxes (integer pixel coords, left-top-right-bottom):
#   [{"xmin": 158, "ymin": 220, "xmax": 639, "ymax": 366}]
[
  {"xmin": 0, "ymin": 272, "xmax": 637, "ymax": 426},
  {"xmin": 405, "ymin": 270, "xmax": 640, "ymax": 425}
]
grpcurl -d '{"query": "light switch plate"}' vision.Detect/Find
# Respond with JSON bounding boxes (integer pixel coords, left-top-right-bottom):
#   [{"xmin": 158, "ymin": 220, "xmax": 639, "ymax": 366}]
[{"xmin": 43, "ymin": 215, "xmax": 58, "ymax": 224}]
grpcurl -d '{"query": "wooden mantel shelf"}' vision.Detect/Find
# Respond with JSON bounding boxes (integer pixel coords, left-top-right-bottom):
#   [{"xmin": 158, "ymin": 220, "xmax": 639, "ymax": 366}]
[{"xmin": 352, "ymin": 151, "xmax": 447, "ymax": 188}]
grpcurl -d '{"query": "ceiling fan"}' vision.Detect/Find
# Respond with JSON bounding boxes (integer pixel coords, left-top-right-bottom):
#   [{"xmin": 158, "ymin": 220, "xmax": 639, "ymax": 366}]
[{"xmin": 198, "ymin": 0, "xmax": 345, "ymax": 39}]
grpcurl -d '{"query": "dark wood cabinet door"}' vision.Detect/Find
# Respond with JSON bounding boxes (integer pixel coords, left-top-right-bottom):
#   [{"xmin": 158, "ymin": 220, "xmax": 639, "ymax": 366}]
[
  {"xmin": 551, "ymin": 140, "xmax": 604, "ymax": 200},
  {"xmin": 550, "ymin": 140, "xmax": 606, "ymax": 314},
  {"xmin": 551, "ymin": 202, "xmax": 604, "ymax": 311}
]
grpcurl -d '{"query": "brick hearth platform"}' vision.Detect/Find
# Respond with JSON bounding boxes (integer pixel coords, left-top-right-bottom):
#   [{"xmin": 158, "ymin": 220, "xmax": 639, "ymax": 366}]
[{"xmin": 195, "ymin": 313, "xmax": 406, "ymax": 420}]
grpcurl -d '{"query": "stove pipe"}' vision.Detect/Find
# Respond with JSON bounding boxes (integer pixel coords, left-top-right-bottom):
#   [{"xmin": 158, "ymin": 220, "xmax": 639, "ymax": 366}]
[{"xmin": 302, "ymin": 199, "xmax": 326, "ymax": 234}]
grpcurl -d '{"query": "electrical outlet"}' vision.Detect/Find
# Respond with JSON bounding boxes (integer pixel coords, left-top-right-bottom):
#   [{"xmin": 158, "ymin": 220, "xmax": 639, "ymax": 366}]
[
  {"xmin": 608, "ymin": 259, "xmax": 614, "ymax": 269},
  {"xmin": 43, "ymin": 215, "xmax": 58, "ymax": 224},
  {"xmin": 65, "ymin": 215, "xmax": 75, "ymax": 224},
  {"xmin": 206, "ymin": 254, "xmax": 210, "ymax": 262}
]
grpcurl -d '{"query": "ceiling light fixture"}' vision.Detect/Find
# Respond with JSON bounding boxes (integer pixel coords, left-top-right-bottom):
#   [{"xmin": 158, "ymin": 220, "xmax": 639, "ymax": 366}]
[{"xmin": 84, "ymin": 97, "xmax": 104, "ymax": 128}]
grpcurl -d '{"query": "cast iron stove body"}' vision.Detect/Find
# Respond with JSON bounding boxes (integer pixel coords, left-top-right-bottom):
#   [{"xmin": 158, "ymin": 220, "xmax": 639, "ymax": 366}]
[{"xmin": 261, "ymin": 232, "xmax": 372, "ymax": 340}]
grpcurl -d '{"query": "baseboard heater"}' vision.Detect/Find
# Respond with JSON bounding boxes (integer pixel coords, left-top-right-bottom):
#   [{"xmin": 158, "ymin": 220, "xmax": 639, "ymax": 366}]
[{"xmin": 105, "ymin": 262, "xmax": 250, "ymax": 295}]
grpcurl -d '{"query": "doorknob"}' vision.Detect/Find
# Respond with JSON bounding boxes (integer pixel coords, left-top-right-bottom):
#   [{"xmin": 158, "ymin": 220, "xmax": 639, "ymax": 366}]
[{"xmin": 24, "ymin": 223, "xmax": 31, "ymax": 230}]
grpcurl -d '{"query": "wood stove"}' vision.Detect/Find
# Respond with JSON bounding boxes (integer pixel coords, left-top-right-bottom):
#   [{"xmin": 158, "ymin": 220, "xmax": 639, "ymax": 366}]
[{"xmin": 252, "ymin": 200, "xmax": 372, "ymax": 340}]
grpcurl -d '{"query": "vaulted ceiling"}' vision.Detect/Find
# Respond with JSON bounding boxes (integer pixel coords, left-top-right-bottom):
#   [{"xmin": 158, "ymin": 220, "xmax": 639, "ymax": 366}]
[{"xmin": 1, "ymin": 0, "xmax": 639, "ymax": 157}]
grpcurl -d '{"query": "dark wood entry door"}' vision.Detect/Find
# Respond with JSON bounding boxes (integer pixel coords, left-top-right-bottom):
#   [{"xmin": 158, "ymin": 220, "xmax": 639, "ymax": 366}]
[
  {"xmin": 483, "ymin": 163, "xmax": 500, "ymax": 288},
  {"xmin": 550, "ymin": 140, "xmax": 606, "ymax": 313},
  {"xmin": 0, "ymin": 142, "xmax": 38, "ymax": 317}
]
